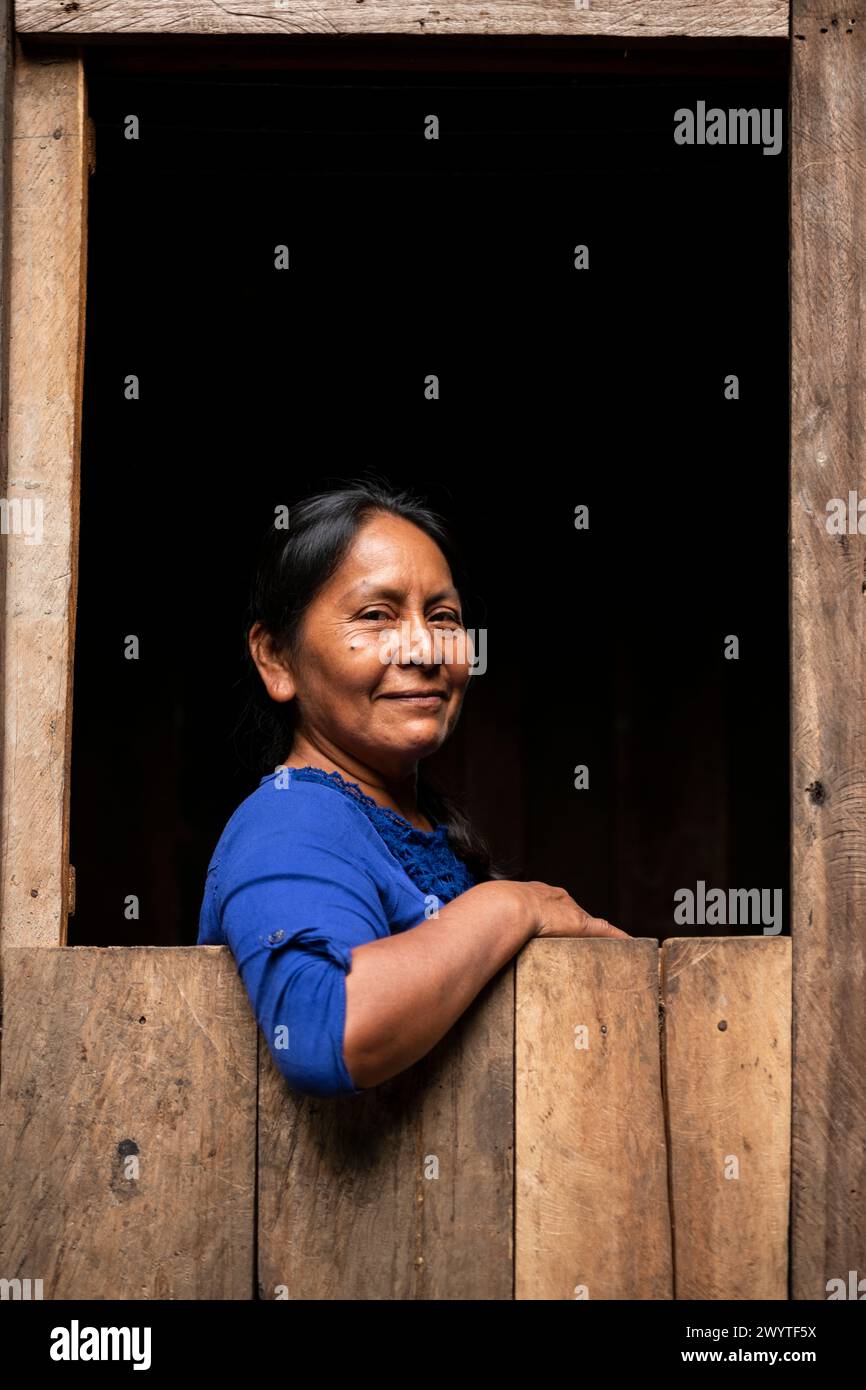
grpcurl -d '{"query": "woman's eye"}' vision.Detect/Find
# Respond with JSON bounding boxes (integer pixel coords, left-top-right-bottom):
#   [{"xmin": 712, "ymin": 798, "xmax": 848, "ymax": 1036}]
[{"xmin": 360, "ymin": 609, "xmax": 461, "ymax": 624}]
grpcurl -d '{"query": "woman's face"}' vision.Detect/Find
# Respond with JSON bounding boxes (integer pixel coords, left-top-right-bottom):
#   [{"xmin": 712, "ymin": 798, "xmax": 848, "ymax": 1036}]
[{"xmin": 252, "ymin": 512, "xmax": 473, "ymax": 777}]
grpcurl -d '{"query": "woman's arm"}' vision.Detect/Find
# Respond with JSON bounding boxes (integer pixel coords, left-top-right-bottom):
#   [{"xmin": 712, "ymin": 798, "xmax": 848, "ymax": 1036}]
[{"xmin": 343, "ymin": 878, "xmax": 626, "ymax": 1089}]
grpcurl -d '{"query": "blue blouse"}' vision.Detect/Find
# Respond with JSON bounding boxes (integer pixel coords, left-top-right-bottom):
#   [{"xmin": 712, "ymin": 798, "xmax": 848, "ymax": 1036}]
[{"xmin": 197, "ymin": 765, "xmax": 477, "ymax": 1098}]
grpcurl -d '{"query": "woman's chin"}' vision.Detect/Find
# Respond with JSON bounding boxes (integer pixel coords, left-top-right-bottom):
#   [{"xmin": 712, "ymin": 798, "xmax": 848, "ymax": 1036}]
[{"xmin": 382, "ymin": 728, "xmax": 448, "ymax": 761}]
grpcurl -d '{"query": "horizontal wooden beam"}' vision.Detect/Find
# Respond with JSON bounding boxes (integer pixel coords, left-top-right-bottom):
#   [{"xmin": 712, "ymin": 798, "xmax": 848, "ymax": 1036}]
[{"xmin": 15, "ymin": 1, "xmax": 789, "ymax": 42}]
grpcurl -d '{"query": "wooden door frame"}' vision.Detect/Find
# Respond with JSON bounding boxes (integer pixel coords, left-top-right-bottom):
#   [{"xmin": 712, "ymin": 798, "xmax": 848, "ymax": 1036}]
[{"xmin": 1, "ymin": 3, "xmax": 859, "ymax": 1301}]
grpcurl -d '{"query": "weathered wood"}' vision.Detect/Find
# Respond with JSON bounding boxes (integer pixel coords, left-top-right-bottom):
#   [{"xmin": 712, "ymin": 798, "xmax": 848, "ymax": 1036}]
[
  {"xmin": 515, "ymin": 938, "xmax": 673, "ymax": 1300},
  {"xmin": 0, "ymin": 2, "xmax": 13, "ymax": 1060},
  {"xmin": 258, "ymin": 964, "xmax": 513, "ymax": 1299},
  {"xmin": 0, "ymin": 946, "xmax": 257, "ymax": 1299},
  {"xmin": 661, "ymin": 937, "xmax": 791, "ymax": 1299},
  {"xmin": 790, "ymin": 5, "xmax": 866, "ymax": 1303},
  {"xmin": 14, "ymin": 0, "xmax": 789, "ymax": 41},
  {"xmin": 0, "ymin": 6, "xmax": 10, "ymax": 487},
  {"xmin": 0, "ymin": 49, "xmax": 88, "ymax": 951}
]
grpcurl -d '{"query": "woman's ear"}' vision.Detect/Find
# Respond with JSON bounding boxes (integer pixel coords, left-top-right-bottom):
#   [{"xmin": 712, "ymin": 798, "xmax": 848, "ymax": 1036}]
[{"xmin": 248, "ymin": 622, "xmax": 297, "ymax": 704}]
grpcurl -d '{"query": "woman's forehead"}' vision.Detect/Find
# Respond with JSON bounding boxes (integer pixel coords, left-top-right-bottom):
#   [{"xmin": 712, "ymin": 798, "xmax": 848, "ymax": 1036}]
[{"xmin": 332, "ymin": 521, "xmax": 454, "ymax": 594}]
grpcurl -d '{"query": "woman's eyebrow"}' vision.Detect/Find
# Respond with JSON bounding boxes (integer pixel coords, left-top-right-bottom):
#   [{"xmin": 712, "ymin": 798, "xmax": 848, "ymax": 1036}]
[{"xmin": 339, "ymin": 582, "xmax": 460, "ymax": 605}]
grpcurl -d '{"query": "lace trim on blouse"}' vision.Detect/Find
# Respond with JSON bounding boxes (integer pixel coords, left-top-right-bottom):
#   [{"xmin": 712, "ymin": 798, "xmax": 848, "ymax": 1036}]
[{"xmin": 285, "ymin": 765, "xmax": 476, "ymax": 904}]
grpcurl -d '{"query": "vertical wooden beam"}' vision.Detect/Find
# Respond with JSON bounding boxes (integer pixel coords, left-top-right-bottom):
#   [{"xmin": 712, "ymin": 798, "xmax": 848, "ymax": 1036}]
[
  {"xmin": 0, "ymin": 947, "xmax": 257, "ymax": 1298},
  {"xmin": 515, "ymin": 938, "xmax": 673, "ymax": 1300},
  {"xmin": 0, "ymin": 46, "xmax": 88, "ymax": 951},
  {"xmin": 0, "ymin": 4, "xmax": 9, "ymax": 479},
  {"xmin": 661, "ymin": 937, "xmax": 791, "ymax": 1299},
  {"xmin": 791, "ymin": 6, "xmax": 866, "ymax": 1300},
  {"xmin": 257, "ymin": 966, "xmax": 513, "ymax": 1299},
  {"xmin": 0, "ymin": 2, "xmax": 13, "ymax": 989}
]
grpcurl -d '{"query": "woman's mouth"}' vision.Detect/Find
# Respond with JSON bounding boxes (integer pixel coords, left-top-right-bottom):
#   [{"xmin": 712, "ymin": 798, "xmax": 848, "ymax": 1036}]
[{"xmin": 380, "ymin": 691, "xmax": 446, "ymax": 708}]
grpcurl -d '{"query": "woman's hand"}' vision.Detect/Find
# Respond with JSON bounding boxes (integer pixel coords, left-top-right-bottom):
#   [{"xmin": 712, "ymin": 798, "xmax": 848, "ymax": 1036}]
[
  {"xmin": 343, "ymin": 877, "xmax": 629, "ymax": 1089},
  {"xmin": 511, "ymin": 880, "xmax": 631, "ymax": 939}
]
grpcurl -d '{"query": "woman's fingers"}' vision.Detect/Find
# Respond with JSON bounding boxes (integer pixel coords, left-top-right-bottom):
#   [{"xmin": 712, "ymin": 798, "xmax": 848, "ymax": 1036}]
[{"xmin": 581, "ymin": 913, "xmax": 632, "ymax": 940}]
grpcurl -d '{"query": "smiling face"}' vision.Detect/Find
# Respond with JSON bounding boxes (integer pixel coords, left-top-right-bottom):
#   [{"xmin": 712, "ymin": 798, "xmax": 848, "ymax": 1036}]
[{"xmin": 249, "ymin": 511, "xmax": 472, "ymax": 779}]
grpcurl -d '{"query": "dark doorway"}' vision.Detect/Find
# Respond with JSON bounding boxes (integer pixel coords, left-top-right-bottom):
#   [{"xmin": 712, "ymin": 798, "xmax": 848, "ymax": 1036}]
[{"xmin": 71, "ymin": 54, "xmax": 789, "ymax": 945}]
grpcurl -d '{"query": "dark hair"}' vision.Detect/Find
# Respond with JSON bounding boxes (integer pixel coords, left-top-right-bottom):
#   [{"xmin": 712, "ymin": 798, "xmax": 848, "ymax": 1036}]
[{"xmin": 242, "ymin": 476, "xmax": 503, "ymax": 884}]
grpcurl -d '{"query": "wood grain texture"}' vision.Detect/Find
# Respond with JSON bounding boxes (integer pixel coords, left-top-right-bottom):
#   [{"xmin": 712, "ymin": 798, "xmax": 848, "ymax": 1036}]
[
  {"xmin": 661, "ymin": 937, "xmax": 791, "ymax": 1299},
  {"xmin": 0, "ymin": 2, "xmax": 12, "ymax": 1065},
  {"xmin": 258, "ymin": 964, "xmax": 513, "ymax": 1299},
  {"xmin": 790, "ymin": 5, "xmax": 866, "ymax": 1302},
  {"xmin": 15, "ymin": 1, "xmax": 789, "ymax": 40},
  {"xmin": 0, "ymin": 5, "xmax": 9, "ymax": 494},
  {"xmin": 515, "ymin": 938, "xmax": 673, "ymax": 1300},
  {"xmin": 0, "ymin": 49, "xmax": 88, "ymax": 950},
  {"xmin": 0, "ymin": 946, "xmax": 257, "ymax": 1298}
]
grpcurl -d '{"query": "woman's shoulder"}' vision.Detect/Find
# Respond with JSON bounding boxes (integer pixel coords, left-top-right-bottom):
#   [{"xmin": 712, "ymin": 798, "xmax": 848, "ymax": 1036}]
[
  {"xmin": 197, "ymin": 769, "xmax": 398, "ymax": 947},
  {"xmin": 210, "ymin": 767, "xmax": 390, "ymax": 869}
]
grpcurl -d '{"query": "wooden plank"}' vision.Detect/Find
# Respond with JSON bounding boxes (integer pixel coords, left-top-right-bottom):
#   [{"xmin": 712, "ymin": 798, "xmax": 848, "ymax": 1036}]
[
  {"xmin": 15, "ymin": 1, "xmax": 789, "ymax": 41},
  {"xmin": 790, "ymin": 5, "xmax": 866, "ymax": 1302},
  {"xmin": 0, "ymin": 49, "xmax": 88, "ymax": 950},
  {"xmin": 0, "ymin": 946, "xmax": 257, "ymax": 1298},
  {"xmin": 258, "ymin": 963, "xmax": 513, "ymax": 1299},
  {"xmin": 661, "ymin": 937, "xmax": 791, "ymax": 1299},
  {"xmin": 515, "ymin": 938, "xmax": 672, "ymax": 1300},
  {"xmin": 0, "ymin": 1, "xmax": 13, "ymax": 1016},
  {"xmin": 0, "ymin": 2, "xmax": 12, "ymax": 486}
]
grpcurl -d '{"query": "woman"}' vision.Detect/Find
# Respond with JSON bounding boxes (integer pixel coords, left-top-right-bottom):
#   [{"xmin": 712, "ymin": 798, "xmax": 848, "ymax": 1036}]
[{"xmin": 197, "ymin": 480, "xmax": 629, "ymax": 1097}]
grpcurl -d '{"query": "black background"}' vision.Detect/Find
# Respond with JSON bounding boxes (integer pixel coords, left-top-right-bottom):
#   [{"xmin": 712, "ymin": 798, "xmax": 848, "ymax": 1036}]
[{"xmin": 70, "ymin": 56, "xmax": 789, "ymax": 944}]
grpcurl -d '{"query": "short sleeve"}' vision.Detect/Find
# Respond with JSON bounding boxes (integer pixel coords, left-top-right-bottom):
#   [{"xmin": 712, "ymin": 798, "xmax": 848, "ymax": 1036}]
[{"xmin": 213, "ymin": 785, "xmax": 392, "ymax": 1098}]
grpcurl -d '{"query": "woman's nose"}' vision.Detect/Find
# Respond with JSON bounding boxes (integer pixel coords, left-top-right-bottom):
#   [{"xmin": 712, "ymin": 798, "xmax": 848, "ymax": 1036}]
[{"xmin": 391, "ymin": 617, "xmax": 438, "ymax": 668}]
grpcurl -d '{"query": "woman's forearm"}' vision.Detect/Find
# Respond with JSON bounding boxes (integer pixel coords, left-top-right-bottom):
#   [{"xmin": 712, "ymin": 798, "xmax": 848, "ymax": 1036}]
[{"xmin": 342, "ymin": 880, "xmax": 535, "ymax": 1089}]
